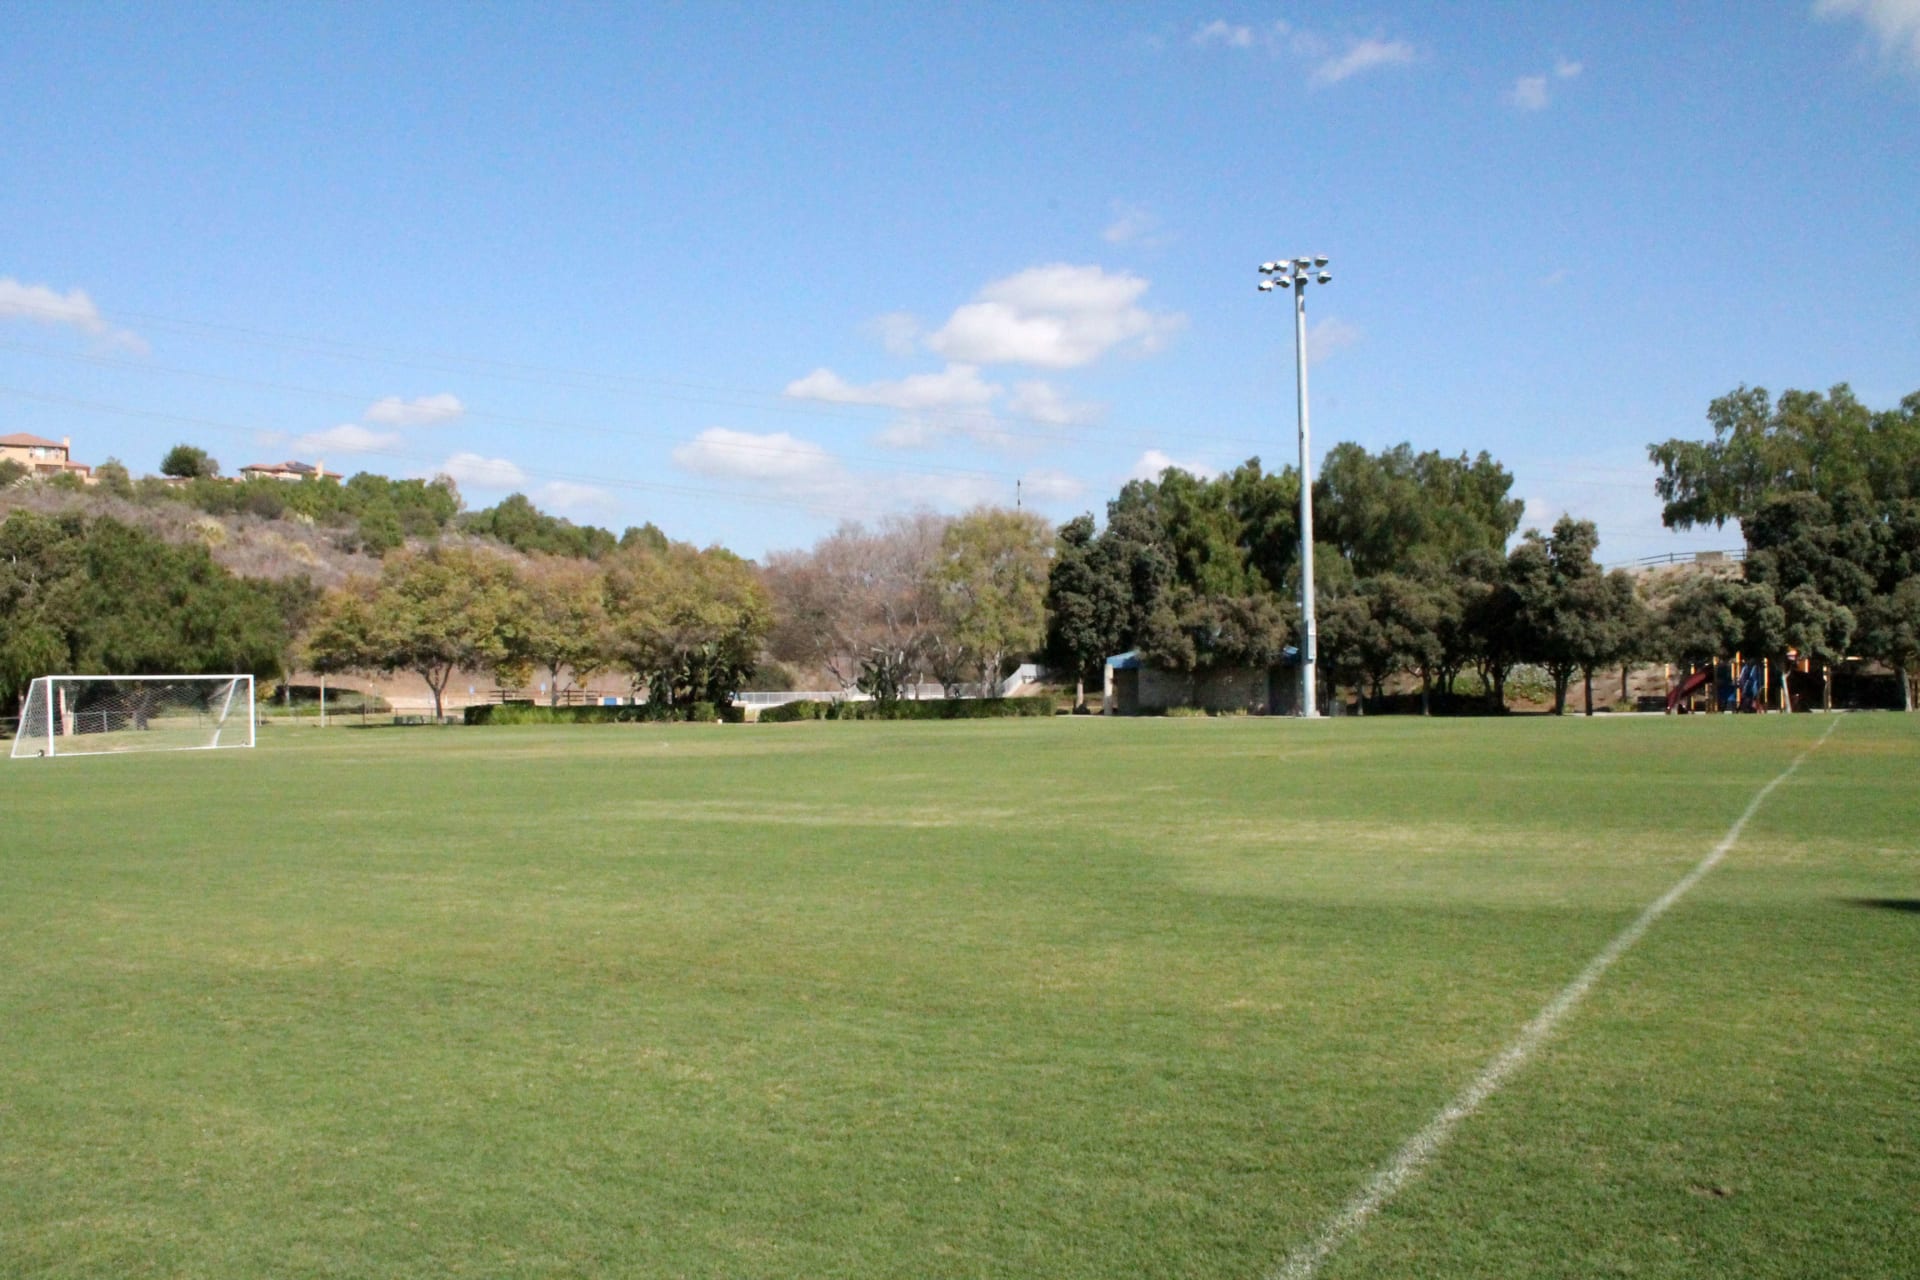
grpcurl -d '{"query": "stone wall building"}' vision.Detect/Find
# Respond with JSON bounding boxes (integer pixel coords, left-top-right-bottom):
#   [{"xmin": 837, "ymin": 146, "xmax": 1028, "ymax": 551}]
[{"xmin": 1103, "ymin": 650, "xmax": 1300, "ymax": 716}]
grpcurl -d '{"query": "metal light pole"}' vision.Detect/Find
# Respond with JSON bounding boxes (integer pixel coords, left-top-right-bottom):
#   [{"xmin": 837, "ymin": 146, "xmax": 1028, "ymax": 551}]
[{"xmin": 1259, "ymin": 256, "xmax": 1331, "ymax": 717}]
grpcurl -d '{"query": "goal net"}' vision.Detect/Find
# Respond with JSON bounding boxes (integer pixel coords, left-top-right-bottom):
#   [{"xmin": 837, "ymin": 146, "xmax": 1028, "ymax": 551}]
[{"xmin": 10, "ymin": 676, "xmax": 255, "ymax": 759}]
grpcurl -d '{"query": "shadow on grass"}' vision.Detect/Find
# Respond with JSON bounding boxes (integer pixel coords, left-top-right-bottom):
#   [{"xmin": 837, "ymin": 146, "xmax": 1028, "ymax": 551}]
[{"xmin": 1845, "ymin": 897, "xmax": 1920, "ymax": 914}]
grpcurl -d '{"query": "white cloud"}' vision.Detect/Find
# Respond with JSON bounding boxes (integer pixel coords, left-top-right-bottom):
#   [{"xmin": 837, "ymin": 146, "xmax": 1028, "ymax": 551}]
[
  {"xmin": 1019, "ymin": 469, "xmax": 1087, "ymax": 504},
  {"xmin": 1307, "ymin": 317, "xmax": 1362, "ymax": 365},
  {"xmin": 1193, "ymin": 19, "xmax": 1255, "ymax": 48},
  {"xmin": 926, "ymin": 264, "xmax": 1186, "ymax": 369},
  {"xmin": 1816, "ymin": 0, "xmax": 1920, "ymax": 71},
  {"xmin": 365, "ymin": 392, "xmax": 464, "ymax": 426},
  {"xmin": 1509, "ymin": 74, "xmax": 1551, "ymax": 111},
  {"xmin": 668, "ymin": 427, "xmax": 1092, "ymax": 521},
  {"xmin": 1311, "ymin": 37, "xmax": 1416, "ymax": 86},
  {"xmin": 439, "ymin": 452, "xmax": 527, "ymax": 489},
  {"xmin": 866, "ymin": 311, "xmax": 922, "ymax": 357},
  {"xmin": 295, "ymin": 423, "xmax": 402, "ymax": 454},
  {"xmin": 1007, "ymin": 380, "xmax": 1102, "ymax": 426},
  {"xmin": 1102, "ymin": 201, "xmax": 1164, "ymax": 246},
  {"xmin": 672, "ymin": 428, "xmax": 841, "ymax": 482},
  {"xmin": 1130, "ymin": 449, "xmax": 1218, "ymax": 482},
  {"xmin": 872, "ymin": 417, "xmax": 950, "ymax": 450},
  {"xmin": 785, "ymin": 363, "xmax": 1001, "ymax": 411},
  {"xmin": 1541, "ymin": 267, "xmax": 1572, "ymax": 287},
  {"xmin": 536, "ymin": 480, "xmax": 617, "ymax": 514},
  {"xmin": 1510, "ymin": 58, "xmax": 1582, "ymax": 111},
  {"xmin": 0, "ymin": 277, "xmax": 147, "ymax": 353}
]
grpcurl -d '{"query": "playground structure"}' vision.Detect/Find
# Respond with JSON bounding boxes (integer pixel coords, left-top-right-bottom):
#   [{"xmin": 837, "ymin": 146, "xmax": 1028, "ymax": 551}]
[{"xmin": 1664, "ymin": 653, "xmax": 1805, "ymax": 714}]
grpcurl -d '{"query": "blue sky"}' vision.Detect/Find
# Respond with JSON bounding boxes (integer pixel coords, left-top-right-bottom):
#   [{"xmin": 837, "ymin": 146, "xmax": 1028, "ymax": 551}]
[{"xmin": 3, "ymin": 2, "xmax": 1916, "ymax": 561}]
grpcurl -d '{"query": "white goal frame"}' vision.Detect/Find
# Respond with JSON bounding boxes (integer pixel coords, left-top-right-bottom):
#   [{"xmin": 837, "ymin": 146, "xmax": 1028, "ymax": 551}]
[{"xmin": 10, "ymin": 675, "xmax": 256, "ymax": 759}]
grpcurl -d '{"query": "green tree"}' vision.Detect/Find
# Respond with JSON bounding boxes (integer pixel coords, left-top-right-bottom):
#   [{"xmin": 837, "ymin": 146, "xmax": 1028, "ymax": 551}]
[
  {"xmin": 0, "ymin": 512, "xmax": 287, "ymax": 707},
  {"xmin": 933, "ymin": 507, "xmax": 1054, "ymax": 693},
  {"xmin": 1505, "ymin": 516, "xmax": 1647, "ymax": 715},
  {"xmin": 462, "ymin": 493, "xmax": 618, "ymax": 559},
  {"xmin": 1316, "ymin": 443, "xmax": 1523, "ymax": 578},
  {"xmin": 1648, "ymin": 384, "xmax": 1919, "ymax": 530},
  {"xmin": 355, "ymin": 501, "xmax": 406, "ymax": 556},
  {"xmin": 1858, "ymin": 578, "xmax": 1920, "ymax": 711},
  {"xmin": 604, "ymin": 541, "xmax": 771, "ymax": 715},
  {"xmin": 515, "ymin": 556, "xmax": 610, "ymax": 704},
  {"xmin": 93, "ymin": 457, "xmax": 135, "ymax": 499},
  {"xmin": 1568, "ymin": 570, "xmax": 1647, "ymax": 715},
  {"xmin": 1317, "ymin": 574, "xmax": 1437, "ymax": 713},
  {"xmin": 1780, "ymin": 584, "xmax": 1855, "ymax": 712},
  {"xmin": 1457, "ymin": 549, "xmax": 1522, "ymax": 711},
  {"xmin": 1044, "ymin": 515, "xmax": 1128, "ymax": 709},
  {"xmin": 314, "ymin": 546, "xmax": 525, "ymax": 719},
  {"xmin": 160, "ymin": 444, "xmax": 220, "ymax": 479}
]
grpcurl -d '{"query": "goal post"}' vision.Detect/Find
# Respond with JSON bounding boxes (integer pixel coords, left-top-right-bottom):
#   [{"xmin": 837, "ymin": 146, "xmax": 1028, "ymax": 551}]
[{"xmin": 10, "ymin": 675, "xmax": 256, "ymax": 759}]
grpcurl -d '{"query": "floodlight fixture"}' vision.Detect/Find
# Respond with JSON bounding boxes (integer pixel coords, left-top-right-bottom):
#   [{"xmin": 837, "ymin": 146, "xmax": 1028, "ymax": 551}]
[
  {"xmin": 1317, "ymin": 272, "xmax": 1332, "ymax": 283},
  {"xmin": 1260, "ymin": 261, "xmax": 1281, "ymax": 273},
  {"xmin": 1314, "ymin": 255, "xmax": 1329, "ymax": 266}
]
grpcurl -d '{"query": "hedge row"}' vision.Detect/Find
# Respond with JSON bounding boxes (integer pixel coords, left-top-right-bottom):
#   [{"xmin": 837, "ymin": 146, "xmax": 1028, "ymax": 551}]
[
  {"xmin": 464, "ymin": 702, "xmax": 744, "ymax": 725},
  {"xmin": 756, "ymin": 696, "xmax": 1055, "ymax": 723}
]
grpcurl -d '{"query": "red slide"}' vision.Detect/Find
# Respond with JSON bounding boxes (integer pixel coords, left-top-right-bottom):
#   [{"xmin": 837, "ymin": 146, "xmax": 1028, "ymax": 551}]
[{"xmin": 1666, "ymin": 669, "xmax": 1710, "ymax": 712}]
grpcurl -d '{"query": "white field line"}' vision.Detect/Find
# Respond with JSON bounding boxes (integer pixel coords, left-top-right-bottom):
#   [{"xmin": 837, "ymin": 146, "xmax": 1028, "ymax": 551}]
[{"xmin": 1268, "ymin": 715, "xmax": 1842, "ymax": 1280}]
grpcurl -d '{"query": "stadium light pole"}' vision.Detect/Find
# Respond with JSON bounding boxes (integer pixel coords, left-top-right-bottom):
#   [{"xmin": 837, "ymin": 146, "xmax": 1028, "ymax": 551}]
[{"xmin": 1259, "ymin": 256, "xmax": 1331, "ymax": 717}]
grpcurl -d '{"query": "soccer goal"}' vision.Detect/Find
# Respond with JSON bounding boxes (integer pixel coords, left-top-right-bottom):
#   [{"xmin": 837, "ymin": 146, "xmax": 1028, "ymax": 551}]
[{"xmin": 10, "ymin": 675, "xmax": 255, "ymax": 759}]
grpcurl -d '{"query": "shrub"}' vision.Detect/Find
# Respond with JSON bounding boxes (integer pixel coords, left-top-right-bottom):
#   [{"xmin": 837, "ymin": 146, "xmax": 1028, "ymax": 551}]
[
  {"xmin": 465, "ymin": 701, "xmax": 746, "ymax": 726},
  {"xmin": 756, "ymin": 696, "xmax": 1054, "ymax": 723}
]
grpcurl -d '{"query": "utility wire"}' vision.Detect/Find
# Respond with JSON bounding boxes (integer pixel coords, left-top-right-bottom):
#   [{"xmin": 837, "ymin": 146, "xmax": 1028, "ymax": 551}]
[{"xmin": 0, "ymin": 384, "xmax": 889, "ymax": 522}]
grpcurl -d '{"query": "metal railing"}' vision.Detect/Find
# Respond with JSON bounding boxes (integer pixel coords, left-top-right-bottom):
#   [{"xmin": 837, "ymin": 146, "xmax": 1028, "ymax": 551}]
[{"xmin": 1609, "ymin": 548, "xmax": 1745, "ymax": 572}]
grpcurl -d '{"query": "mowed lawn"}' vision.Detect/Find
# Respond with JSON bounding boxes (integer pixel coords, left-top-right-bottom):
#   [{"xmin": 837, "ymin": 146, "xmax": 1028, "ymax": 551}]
[{"xmin": 0, "ymin": 715, "xmax": 1914, "ymax": 1278}]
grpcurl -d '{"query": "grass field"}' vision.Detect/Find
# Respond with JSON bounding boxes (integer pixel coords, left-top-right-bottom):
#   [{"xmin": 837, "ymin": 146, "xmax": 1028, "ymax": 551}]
[{"xmin": 2, "ymin": 715, "xmax": 1915, "ymax": 1278}]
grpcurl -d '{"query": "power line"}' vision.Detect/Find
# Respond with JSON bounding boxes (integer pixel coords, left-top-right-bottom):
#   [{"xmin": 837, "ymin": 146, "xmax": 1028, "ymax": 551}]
[
  {"xmin": 0, "ymin": 296, "xmax": 1282, "ymax": 455},
  {"xmin": 0, "ymin": 339, "xmax": 1029, "ymax": 486},
  {"xmin": 0, "ymin": 384, "xmax": 891, "ymax": 522}
]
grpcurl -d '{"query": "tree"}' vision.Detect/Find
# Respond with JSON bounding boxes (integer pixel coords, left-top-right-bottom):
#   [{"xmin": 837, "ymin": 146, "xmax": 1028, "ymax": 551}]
[
  {"xmin": 1568, "ymin": 571, "xmax": 1647, "ymax": 715},
  {"xmin": 764, "ymin": 513, "xmax": 948, "ymax": 694},
  {"xmin": 1648, "ymin": 384, "xmax": 1920, "ymax": 530},
  {"xmin": 514, "ymin": 556, "xmax": 610, "ymax": 704},
  {"xmin": 311, "ymin": 545, "xmax": 525, "ymax": 719},
  {"xmin": 93, "ymin": 457, "xmax": 135, "ymax": 499},
  {"xmin": 1316, "ymin": 443, "xmax": 1523, "ymax": 578},
  {"xmin": 1656, "ymin": 575, "xmax": 1790, "ymax": 708},
  {"xmin": 1456, "ymin": 549, "xmax": 1521, "ymax": 712},
  {"xmin": 462, "ymin": 493, "xmax": 618, "ymax": 560},
  {"xmin": 1044, "ymin": 515, "xmax": 1129, "ymax": 709},
  {"xmin": 1315, "ymin": 574, "xmax": 1438, "ymax": 713},
  {"xmin": 0, "ymin": 459, "xmax": 26, "ymax": 488},
  {"xmin": 160, "ymin": 444, "xmax": 220, "ymax": 480},
  {"xmin": 1858, "ymin": 578, "xmax": 1920, "ymax": 711},
  {"xmin": 933, "ymin": 507, "xmax": 1053, "ymax": 694},
  {"xmin": 0, "ymin": 512, "xmax": 287, "ymax": 708},
  {"xmin": 1507, "ymin": 518, "xmax": 1599, "ymax": 715},
  {"xmin": 1781, "ymin": 584, "xmax": 1855, "ymax": 712},
  {"xmin": 604, "ymin": 541, "xmax": 771, "ymax": 715}
]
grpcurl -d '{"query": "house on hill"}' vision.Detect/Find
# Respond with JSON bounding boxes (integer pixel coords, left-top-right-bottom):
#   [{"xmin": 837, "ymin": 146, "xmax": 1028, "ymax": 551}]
[
  {"xmin": 240, "ymin": 459, "xmax": 339, "ymax": 482},
  {"xmin": 0, "ymin": 433, "xmax": 93, "ymax": 483}
]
